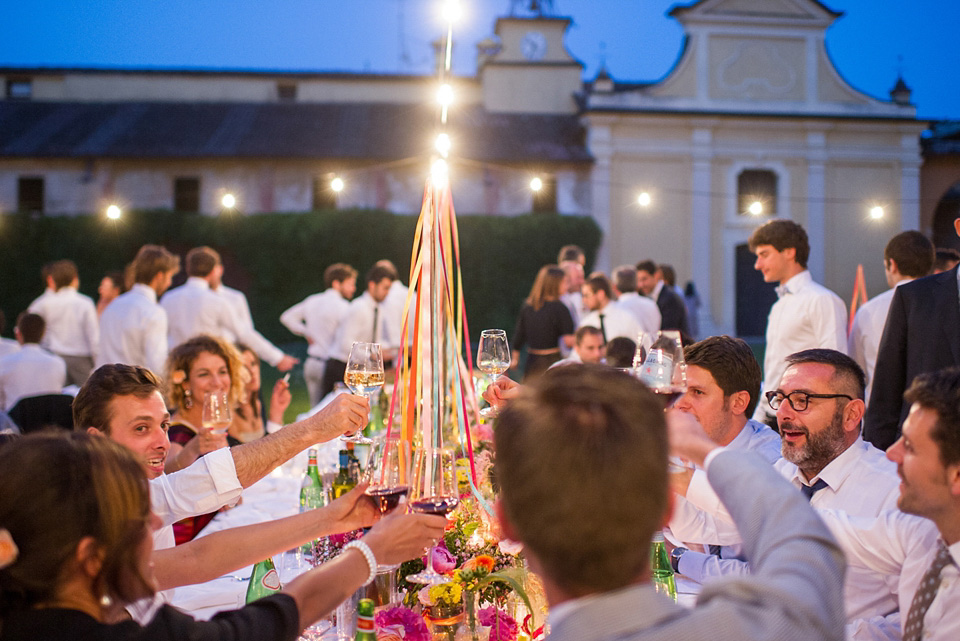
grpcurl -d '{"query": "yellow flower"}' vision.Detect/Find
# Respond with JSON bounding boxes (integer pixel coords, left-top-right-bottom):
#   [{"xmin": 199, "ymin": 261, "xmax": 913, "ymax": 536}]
[{"xmin": 428, "ymin": 581, "xmax": 462, "ymax": 606}]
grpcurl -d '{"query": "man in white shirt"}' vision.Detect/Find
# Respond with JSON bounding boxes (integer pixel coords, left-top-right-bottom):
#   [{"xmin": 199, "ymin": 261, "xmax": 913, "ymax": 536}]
[
  {"xmin": 579, "ymin": 274, "xmax": 640, "ymax": 344},
  {"xmin": 162, "ymin": 246, "xmax": 296, "ymax": 370},
  {"xmin": 611, "ymin": 265, "xmax": 661, "ymax": 337},
  {"xmin": 849, "ymin": 231, "xmax": 934, "ymax": 405},
  {"xmin": 281, "ymin": 263, "xmax": 358, "ymax": 405},
  {"xmin": 669, "ymin": 349, "xmax": 901, "ymax": 632},
  {"xmin": 0, "ymin": 310, "xmax": 20, "ymax": 359},
  {"xmin": 0, "ymin": 313, "xmax": 67, "ymax": 410},
  {"xmin": 749, "ymin": 220, "xmax": 847, "ymax": 426},
  {"xmin": 27, "ymin": 259, "xmax": 98, "ymax": 384},
  {"xmin": 551, "ymin": 325, "xmax": 605, "ymax": 368},
  {"xmin": 322, "ymin": 263, "xmax": 396, "ymax": 398},
  {"xmin": 375, "ymin": 259, "xmax": 409, "ymax": 350},
  {"xmin": 817, "ymin": 367, "xmax": 960, "ymax": 641},
  {"xmin": 99, "ymin": 245, "xmax": 179, "ymax": 375}
]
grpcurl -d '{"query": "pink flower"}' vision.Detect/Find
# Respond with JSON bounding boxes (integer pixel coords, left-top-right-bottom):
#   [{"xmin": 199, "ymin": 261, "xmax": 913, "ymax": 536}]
[
  {"xmin": 376, "ymin": 624, "xmax": 405, "ymax": 641},
  {"xmin": 423, "ymin": 545, "xmax": 457, "ymax": 574},
  {"xmin": 478, "ymin": 607, "xmax": 519, "ymax": 641},
  {"xmin": 375, "ymin": 606, "xmax": 430, "ymax": 641}
]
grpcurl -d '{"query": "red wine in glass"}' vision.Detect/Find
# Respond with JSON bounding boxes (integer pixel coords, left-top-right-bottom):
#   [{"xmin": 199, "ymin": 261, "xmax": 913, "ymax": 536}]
[
  {"xmin": 653, "ymin": 386, "xmax": 686, "ymax": 408},
  {"xmin": 410, "ymin": 496, "xmax": 460, "ymax": 516},
  {"xmin": 367, "ymin": 486, "xmax": 409, "ymax": 514}
]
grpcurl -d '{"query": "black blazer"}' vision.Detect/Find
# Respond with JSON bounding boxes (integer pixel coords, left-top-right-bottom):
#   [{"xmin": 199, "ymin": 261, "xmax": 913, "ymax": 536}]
[
  {"xmin": 863, "ymin": 266, "xmax": 960, "ymax": 450},
  {"xmin": 657, "ymin": 286, "xmax": 690, "ymax": 337}
]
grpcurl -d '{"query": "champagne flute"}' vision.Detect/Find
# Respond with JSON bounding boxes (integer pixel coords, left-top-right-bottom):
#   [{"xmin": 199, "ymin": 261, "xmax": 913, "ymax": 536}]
[
  {"xmin": 477, "ymin": 329, "xmax": 510, "ymax": 419},
  {"xmin": 201, "ymin": 390, "xmax": 232, "ymax": 436},
  {"xmin": 343, "ymin": 342, "xmax": 384, "ymax": 444},
  {"xmin": 406, "ymin": 447, "xmax": 459, "ymax": 584},
  {"xmin": 637, "ymin": 330, "xmax": 687, "ymax": 407}
]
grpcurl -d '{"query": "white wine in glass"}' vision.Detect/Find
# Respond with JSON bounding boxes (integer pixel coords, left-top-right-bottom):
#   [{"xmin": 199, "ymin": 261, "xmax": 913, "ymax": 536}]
[
  {"xmin": 201, "ymin": 391, "xmax": 232, "ymax": 436},
  {"xmin": 477, "ymin": 329, "xmax": 510, "ymax": 418},
  {"xmin": 343, "ymin": 342, "xmax": 384, "ymax": 444}
]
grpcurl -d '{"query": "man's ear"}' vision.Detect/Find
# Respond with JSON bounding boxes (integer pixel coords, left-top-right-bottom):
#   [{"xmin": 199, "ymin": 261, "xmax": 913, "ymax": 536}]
[
  {"xmin": 86, "ymin": 426, "xmax": 104, "ymax": 437},
  {"xmin": 728, "ymin": 390, "xmax": 751, "ymax": 417}
]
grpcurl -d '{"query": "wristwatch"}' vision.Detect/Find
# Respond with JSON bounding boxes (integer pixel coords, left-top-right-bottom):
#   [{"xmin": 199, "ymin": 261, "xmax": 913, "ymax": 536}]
[{"xmin": 670, "ymin": 546, "xmax": 687, "ymax": 574}]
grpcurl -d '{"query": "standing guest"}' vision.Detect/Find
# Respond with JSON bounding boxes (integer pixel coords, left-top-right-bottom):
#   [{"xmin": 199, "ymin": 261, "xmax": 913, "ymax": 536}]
[
  {"xmin": 580, "ymin": 273, "xmax": 640, "ymax": 344},
  {"xmin": 748, "ymin": 220, "xmax": 846, "ymax": 426},
  {"xmin": 558, "ymin": 260, "xmax": 586, "ymax": 360},
  {"xmin": 322, "ymin": 264, "xmax": 396, "ymax": 399},
  {"xmin": 96, "ymin": 270, "xmax": 126, "ymax": 317},
  {"xmin": 932, "ymin": 247, "xmax": 960, "ymax": 274},
  {"xmin": 551, "ymin": 325, "xmax": 604, "ymax": 368},
  {"xmin": 557, "ymin": 244, "xmax": 586, "ymax": 267},
  {"xmin": 848, "ymin": 231, "xmax": 934, "ymax": 404},
  {"xmin": 493, "ymin": 365, "xmax": 846, "ymax": 641},
  {"xmin": 27, "ymin": 259, "xmax": 98, "ymax": 385},
  {"xmin": 280, "ymin": 263, "xmax": 357, "ymax": 406},
  {"xmin": 636, "ymin": 260, "xmax": 690, "ymax": 337},
  {"xmin": 99, "ymin": 244, "xmax": 180, "ymax": 374},
  {"xmin": 231, "ymin": 342, "xmax": 292, "ymax": 443},
  {"xmin": 865, "ymin": 217, "xmax": 960, "ymax": 450},
  {"xmin": 611, "ymin": 265, "xmax": 661, "ymax": 337},
  {"xmin": 511, "ymin": 265, "xmax": 575, "ymax": 380},
  {"xmin": 0, "ymin": 310, "xmax": 20, "ymax": 358},
  {"xmin": 683, "ymin": 281, "xmax": 702, "ymax": 339},
  {"xmin": 0, "ymin": 313, "xmax": 67, "ymax": 410},
  {"xmin": 375, "ymin": 259, "xmax": 409, "ymax": 351},
  {"xmin": 163, "ymin": 246, "xmax": 297, "ymax": 372}
]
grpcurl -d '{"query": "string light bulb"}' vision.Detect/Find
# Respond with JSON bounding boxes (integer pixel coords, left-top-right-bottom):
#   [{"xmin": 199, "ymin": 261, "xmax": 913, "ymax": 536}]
[
  {"xmin": 106, "ymin": 204, "xmax": 122, "ymax": 220},
  {"xmin": 441, "ymin": 0, "xmax": 461, "ymax": 22},
  {"xmin": 530, "ymin": 177, "xmax": 543, "ymax": 192},
  {"xmin": 435, "ymin": 133, "xmax": 451, "ymax": 157},
  {"xmin": 637, "ymin": 192, "xmax": 651, "ymax": 207},
  {"xmin": 747, "ymin": 201, "xmax": 763, "ymax": 216},
  {"xmin": 221, "ymin": 193, "xmax": 236, "ymax": 209},
  {"xmin": 869, "ymin": 205, "xmax": 884, "ymax": 220},
  {"xmin": 437, "ymin": 83, "xmax": 453, "ymax": 107},
  {"xmin": 331, "ymin": 176, "xmax": 345, "ymax": 193},
  {"xmin": 431, "ymin": 158, "xmax": 449, "ymax": 188}
]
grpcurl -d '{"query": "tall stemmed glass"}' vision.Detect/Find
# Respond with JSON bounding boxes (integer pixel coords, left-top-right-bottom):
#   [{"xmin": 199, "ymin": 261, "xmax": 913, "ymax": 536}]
[
  {"xmin": 477, "ymin": 329, "xmax": 510, "ymax": 419},
  {"xmin": 201, "ymin": 391, "xmax": 232, "ymax": 436},
  {"xmin": 406, "ymin": 447, "xmax": 459, "ymax": 584},
  {"xmin": 364, "ymin": 435, "xmax": 410, "ymax": 570},
  {"xmin": 637, "ymin": 330, "xmax": 687, "ymax": 407},
  {"xmin": 343, "ymin": 342, "xmax": 383, "ymax": 444}
]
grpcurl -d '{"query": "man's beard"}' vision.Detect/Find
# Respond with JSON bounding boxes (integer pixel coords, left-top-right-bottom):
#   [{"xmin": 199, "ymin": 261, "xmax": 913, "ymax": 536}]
[{"xmin": 781, "ymin": 404, "xmax": 848, "ymax": 476}]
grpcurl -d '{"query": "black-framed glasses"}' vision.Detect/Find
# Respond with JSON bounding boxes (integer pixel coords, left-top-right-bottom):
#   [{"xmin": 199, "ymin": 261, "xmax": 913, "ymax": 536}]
[{"xmin": 765, "ymin": 390, "xmax": 853, "ymax": 412}]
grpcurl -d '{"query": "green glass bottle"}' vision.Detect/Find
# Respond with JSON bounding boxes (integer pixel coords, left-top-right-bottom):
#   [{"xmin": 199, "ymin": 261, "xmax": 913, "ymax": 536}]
[
  {"xmin": 245, "ymin": 557, "xmax": 282, "ymax": 603},
  {"xmin": 300, "ymin": 448, "xmax": 326, "ymax": 556},
  {"xmin": 650, "ymin": 531, "xmax": 677, "ymax": 602},
  {"xmin": 355, "ymin": 598, "xmax": 377, "ymax": 641},
  {"xmin": 332, "ymin": 449, "xmax": 357, "ymax": 499}
]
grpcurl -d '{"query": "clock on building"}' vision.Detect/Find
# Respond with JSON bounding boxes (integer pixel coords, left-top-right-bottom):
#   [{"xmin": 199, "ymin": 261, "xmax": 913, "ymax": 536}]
[{"xmin": 521, "ymin": 31, "xmax": 547, "ymax": 61}]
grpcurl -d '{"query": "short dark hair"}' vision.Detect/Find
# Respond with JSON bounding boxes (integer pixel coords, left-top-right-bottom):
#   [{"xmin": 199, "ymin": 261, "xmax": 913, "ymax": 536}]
[
  {"xmin": 103, "ymin": 270, "xmax": 126, "ymax": 294},
  {"xmin": 73, "ymin": 364, "xmax": 164, "ymax": 434},
  {"xmin": 885, "ymin": 231, "xmax": 934, "ymax": 279},
  {"xmin": 904, "ymin": 368, "xmax": 960, "ymax": 466},
  {"xmin": 659, "ymin": 264, "xmax": 676, "ymax": 287},
  {"xmin": 15, "ymin": 312, "xmax": 45, "ymax": 344},
  {"xmin": 48, "ymin": 260, "xmax": 78, "ymax": 290},
  {"xmin": 132, "ymin": 245, "xmax": 180, "ymax": 285},
  {"xmin": 605, "ymin": 337, "xmax": 637, "ymax": 368},
  {"xmin": 557, "ymin": 245, "xmax": 585, "ymax": 264},
  {"xmin": 933, "ymin": 248, "xmax": 960, "ymax": 273},
  {"xmin": 324, "ymin": 263, "xmax": 358, "ymax": 289},
  {"xmin": 583, "ymin": 274, "xmax": 613, "ymax": 300},
  {"xmin": 574, "ymin": 325, "xmax": 603, "ymax": 345},
  {"xmin": 635, "ymin": 260, "xmax": 657, "ymax": 277},
  {"xmin": 685, "ymin": 336, "xmax": 763, "ymax": 417},
  {"xmin": 613, "ymin": 266, "xmax": 637, "ymax": 294},
  {"xmin": 495, "ymin": 365, "xmax": 668, "ymax": 596},
  {"xmin": 783, "ymin": 348, "xmax": 865, "ymax": 400},
  {"xmin": 185, "ymin": 246, "xmax": 221, "ymax": 277},
  {"xmin": 365, "ymin": 264, "xmax": 396, "ymax": 287},
  {"xmin": 748, "ymin": 220, "xmax": 810, "ymax": 268}
]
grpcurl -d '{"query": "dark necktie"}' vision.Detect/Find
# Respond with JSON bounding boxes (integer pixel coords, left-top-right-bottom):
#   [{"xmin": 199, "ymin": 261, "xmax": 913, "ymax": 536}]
[
  {"xmin": 372, "ymin": 306, "xmax": 379, "ymax": 343},
  {"xmin": 800, "ymin": 478, "xmax": 829, "ymax": 501},
  {"xmin": 598, "ymin": 313, "xmax": 607, "ymax": 343},
  {"xmin": 708, "ymin": 544, "xmax": 722, "ymax": 557},
  {"xmin": 903, "ymin": 541, "xmax": 954, "ymax": 641}
]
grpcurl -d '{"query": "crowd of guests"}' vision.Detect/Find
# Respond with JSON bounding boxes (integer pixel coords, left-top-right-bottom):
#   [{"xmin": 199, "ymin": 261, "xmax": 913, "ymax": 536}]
[{"xmin": 1, "ymin": 214, "xmax": 960, "ymax": 640}]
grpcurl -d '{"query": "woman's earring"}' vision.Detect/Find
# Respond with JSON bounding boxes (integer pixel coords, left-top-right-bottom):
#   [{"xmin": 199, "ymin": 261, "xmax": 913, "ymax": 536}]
[{"xmin": 183, "ymin": 387, "xmax": 193, "ymax": 410}]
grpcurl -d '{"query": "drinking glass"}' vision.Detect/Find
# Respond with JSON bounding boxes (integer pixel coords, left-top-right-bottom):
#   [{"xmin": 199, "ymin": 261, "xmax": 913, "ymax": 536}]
[
  {"xmin": 343, "ymin": 342, "xmax": 384, "ymax": 444},
  {"xmin": 201, "ymin": 390, "xmax": 232, "ymax": 436},
  {"xmin": 637, "ymin": 330, "xmax": 687, "ymax": 407},
  {"xmin": 477, "ymin": 329, "xmax": 510, "ymax": 418},
  {"xmin": 406, "ymin": 447, "xmax": 459, "ymax": 584},
  {"xmin": 364, "ymin": 435, "xmax": 411, "ymax": 570}
]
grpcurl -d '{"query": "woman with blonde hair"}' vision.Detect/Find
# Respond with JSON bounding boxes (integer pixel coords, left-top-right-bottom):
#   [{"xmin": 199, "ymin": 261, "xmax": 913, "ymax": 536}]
[{"xmin": 511, "ymin": 264, "xmax": 575, "ymax": 380}]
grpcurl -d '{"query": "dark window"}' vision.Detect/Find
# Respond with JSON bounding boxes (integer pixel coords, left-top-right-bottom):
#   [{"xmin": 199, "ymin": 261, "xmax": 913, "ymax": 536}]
[
  {"xmin": 737, "ymin": 169, "xmax": 777, "ymax": 216},
  {"xmin": 17, "ymin": 177, "xmax": 44, "ymax": 214},
  {"xmin": 532, "ymin": 174, "xmax": 557, "ymax": 214},
  {"xmin": 277, "ymin": 82, "xmax": 297, "ymax": 102},
  {"xmin": 312, "ymin": 176, "xmax": 338, "ymax": 211},
  {"xmin": 6, "ymin": 78, "xmax": 32, "ymax": 100},
  {"xmin": 173, "ymin": 177, "xmax": 200, "ymax": 213}
]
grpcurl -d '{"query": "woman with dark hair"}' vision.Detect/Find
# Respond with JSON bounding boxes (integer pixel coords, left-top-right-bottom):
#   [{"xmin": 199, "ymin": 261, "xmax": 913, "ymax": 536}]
[
  {"xmin": 231, "ymin": 343, "xmax": 291, "ymax": 443},
  {"xmin": 511, "ymin": 265, "xmax": 575, "ymax": 380},
  {"xmin": 0, "ymin": 432, "xmax": 443, "ymax": 640}
]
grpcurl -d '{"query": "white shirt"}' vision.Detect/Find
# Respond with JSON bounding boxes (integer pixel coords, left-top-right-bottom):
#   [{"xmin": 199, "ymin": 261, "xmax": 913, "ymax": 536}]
[
  {"xmin": 754, "ymin": 270, "xmax": 847, "ymax": 421},
  {"xmin": 614, "ymin": 292, "xmax": 662, "ymax": 336},
  {"xmin": 0, "ymin": 344, "xmax": 67, "ymax": 410},
  {"xmin": 848, "ymin": 279, "xmax": 913, "ymax": 406},
  {"xmin": 579, "ymin": 303, "xmax": 640, "ymax": 343},
  {"xmin": 329, "ymin": 292, "xmax": 391, "ymax": 362},
  {"xmin": 0, "ymin": 338, "xmax": 19, "ymax": 359},
  {"xmin": 28, "ymin": 286, "xmax": 99, "ymax": 358},
  {"xmin": 215, "ymin": 284, "xmax": 285, "ymax": 365},
  {"xmin": 98, "ymin": 284, "xmax": 169, "ymax": 375},
  {"xmin": 670, "ymin": 436, "xmax": 900, "ymax": 621},
  {"xmin": 380, "ymin": 280, "xmax": 408, "ymax": 350},
  {"xmin": 819, "ymin": 509, "xmax": 960, "ymax": 641},
  {"xmin": 280, "ymin": 288, "xmax": 351, "ymax": 360}
]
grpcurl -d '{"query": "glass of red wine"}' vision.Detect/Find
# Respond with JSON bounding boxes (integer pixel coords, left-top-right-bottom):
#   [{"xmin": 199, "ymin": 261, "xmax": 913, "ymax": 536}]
[
  {"xmin": 406, "ymin": 447, "xmax": 460, "ymax": 584},
  {"xmin": 364, "ymin": 435, "xmax": 411, "ymax": 571},
  {"xmin": 637, "ymin": 330, "xmax": 687, "ymax": 408}
]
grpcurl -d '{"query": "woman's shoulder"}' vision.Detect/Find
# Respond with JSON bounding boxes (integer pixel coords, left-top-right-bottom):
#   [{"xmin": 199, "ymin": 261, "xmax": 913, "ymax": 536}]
[{"xmin": 167, "ymin": 421, "xmax": 196, "ymax": 446}]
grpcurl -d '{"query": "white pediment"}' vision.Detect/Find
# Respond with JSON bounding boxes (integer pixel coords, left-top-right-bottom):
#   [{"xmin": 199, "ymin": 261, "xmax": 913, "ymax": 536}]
[{"xmin": 671, "ymin": 0, "xmax": 839, "ymax": 27}]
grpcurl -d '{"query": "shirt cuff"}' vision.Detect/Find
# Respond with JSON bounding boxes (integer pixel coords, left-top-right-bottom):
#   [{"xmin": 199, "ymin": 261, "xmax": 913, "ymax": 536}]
[
  {"xmin": 265, "ymin": 420, "xmax": 284, "ymax": 434},
  {"xmin": 204, "ymin": 447, "xmax": 243, "ymax": 496},
  {"xmin": 677, "ymin": 549, "xmax": 709, "ymax": 583}
]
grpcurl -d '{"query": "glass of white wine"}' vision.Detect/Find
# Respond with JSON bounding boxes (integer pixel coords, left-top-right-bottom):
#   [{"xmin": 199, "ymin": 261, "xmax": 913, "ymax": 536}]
[
  {"xmin": 477, "ymin": 329, "xmax": 510, "ymax": 419},
  {"xmin": 342, "ymin": 341, "xmax": 384, "ymax": 444},
  {"xmin": 201, "ymin": 390, "xmax": 232, "ymax": 436}
]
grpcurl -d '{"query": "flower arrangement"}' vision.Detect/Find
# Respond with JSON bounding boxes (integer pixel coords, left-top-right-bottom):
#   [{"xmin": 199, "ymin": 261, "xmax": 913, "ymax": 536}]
[{"xmin": 375, "ymin": 606, "xmax": 431, "ymax": 641}]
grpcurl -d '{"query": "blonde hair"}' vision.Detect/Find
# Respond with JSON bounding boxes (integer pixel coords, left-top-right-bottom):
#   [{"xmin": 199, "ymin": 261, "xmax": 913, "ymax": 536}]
[
  {"xmin": 525, "ymin": 265, "xmax": 565, "ymax": 311},
  {"xmin": 165, "ymin": 334, "xmax": 246, "ymax": 410}
]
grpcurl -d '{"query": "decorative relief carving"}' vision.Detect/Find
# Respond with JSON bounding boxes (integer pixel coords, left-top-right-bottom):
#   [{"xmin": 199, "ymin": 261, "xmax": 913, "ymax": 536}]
[{"xmin": 716, "ymin": 41, "xmax": 798, "ymax": 96}]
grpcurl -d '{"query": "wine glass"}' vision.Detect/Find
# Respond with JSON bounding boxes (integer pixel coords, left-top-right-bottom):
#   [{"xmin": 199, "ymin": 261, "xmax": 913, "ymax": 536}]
[
  {"xmin": 637, "ymin": 330, "xmax": 687, "ymax": 408},
  {"xmin": 342, "ymin": 342, "xmax": 384, "ymax": 444},
  {"xmin": 477, "ymin": 329, "xmax": 510, "ymax": 419},
  {"xmin": 201, "ymin": 390, "xmax": 232, "ymax": 436},
  {"xmin": 364, "ymin": 435, "xmax": 410, "ymax": 570},
  {"xmin": 406, "ymin": 447, "xmax": 459, "ymax": 584}
]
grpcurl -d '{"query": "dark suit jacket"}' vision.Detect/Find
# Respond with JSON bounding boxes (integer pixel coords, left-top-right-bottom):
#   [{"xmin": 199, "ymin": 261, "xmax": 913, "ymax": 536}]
[
  {"xmin": 863, "ymin": 266, "xmax": 960, "ymax": 450},
  {"xmin": 656, "ymin": 286, "xmax": 690, "ymax": 337}
]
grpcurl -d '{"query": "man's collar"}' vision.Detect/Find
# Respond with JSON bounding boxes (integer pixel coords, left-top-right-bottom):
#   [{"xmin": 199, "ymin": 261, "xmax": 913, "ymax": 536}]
[
  {"xmin": 186, "ymin": 276, "xmax": 210, "ymax": 289},
  {"xmin": 776, "ymin": 270, "xmax": 812, "ymax": 297},
  {"xmin": 652, "ymin": 280, "xmax": 664, "ymax": 300},
  {"xmin": 791, "ymin": 435, "xmax": 866, "ymax": 489}
]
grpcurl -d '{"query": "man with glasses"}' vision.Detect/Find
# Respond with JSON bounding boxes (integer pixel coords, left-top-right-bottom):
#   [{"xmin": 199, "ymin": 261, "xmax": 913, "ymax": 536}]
[{"xmin": 669, "ymin": 349, "xmax": 901, "ymax": 637}]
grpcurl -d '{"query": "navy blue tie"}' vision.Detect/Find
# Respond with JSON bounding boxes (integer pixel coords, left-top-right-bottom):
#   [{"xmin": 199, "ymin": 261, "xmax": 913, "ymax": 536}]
[{"xmin": 800, "ymin": 478, "xmax": 829, "ymax": 501}]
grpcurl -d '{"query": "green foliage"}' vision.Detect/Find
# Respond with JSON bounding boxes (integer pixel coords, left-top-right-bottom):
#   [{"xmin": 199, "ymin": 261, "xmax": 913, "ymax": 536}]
[{"xmin": 0, "ymin": 209, "xmax": 601, "ymax": 344}]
